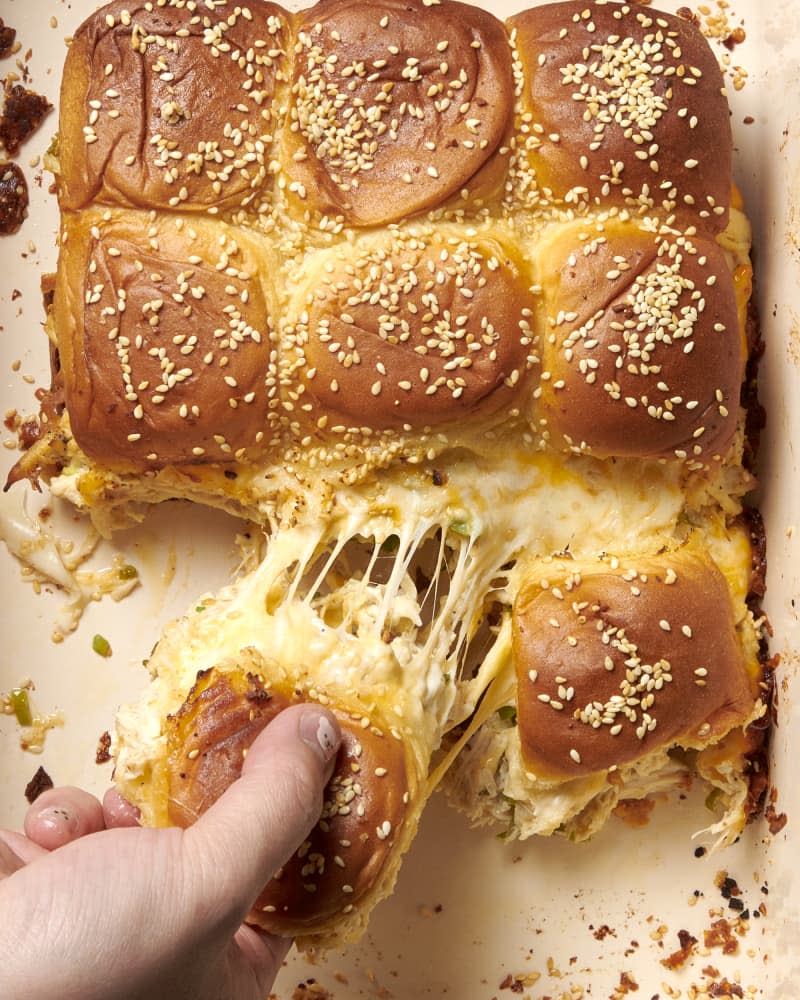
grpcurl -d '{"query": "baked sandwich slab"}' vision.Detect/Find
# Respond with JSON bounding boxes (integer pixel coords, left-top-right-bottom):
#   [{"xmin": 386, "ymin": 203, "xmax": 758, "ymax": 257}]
[{"xmin": 8, "ymin": 0, "xmax": 770, "ymax": 949}]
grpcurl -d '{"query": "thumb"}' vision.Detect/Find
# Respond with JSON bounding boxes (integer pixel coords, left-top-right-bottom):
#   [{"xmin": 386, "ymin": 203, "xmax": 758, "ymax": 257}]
[{"xmin": 183, "ymin": 703, "xmax": 341, "ymax": 933}]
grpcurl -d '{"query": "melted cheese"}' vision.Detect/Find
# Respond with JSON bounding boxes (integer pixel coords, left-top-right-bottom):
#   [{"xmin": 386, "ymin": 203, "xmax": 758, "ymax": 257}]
[
  {"xmin": 115, "ymin": 429, "xmax": 761, "ymax": 842},
  {"xmin": 0, "ymin": 488, "xmax": 139, "ymax": 638}
]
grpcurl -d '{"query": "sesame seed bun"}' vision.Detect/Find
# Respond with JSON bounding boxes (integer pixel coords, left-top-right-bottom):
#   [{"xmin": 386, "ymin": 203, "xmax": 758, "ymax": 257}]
[
  {"xmin": 281, "ymin": 0, "xmax": 514, "ymax": 226},
  {"xmin": 58, "ymin": 0, "xmax": 289, "ymax": 214},
  {"xmin": 283, "ymin": 226, "xmax": 538, "ymax": 436},
  {"xmin": 532, "ymin": 217, "xmax": 744, "ymax": 463},
  {"xmin": 512, "ymin": 545, "xmax": 757, "ymax": 782},
  {"xmin": 508, "ymin": 1, "xmax": 733, "ymax": 232},
  {"xmin": 164, "ymin": 666, "xmax": 417, "ymax": 941},
  {"xmin": 56, "ymin": 208, "xmax": 280, "ymax": 469}
]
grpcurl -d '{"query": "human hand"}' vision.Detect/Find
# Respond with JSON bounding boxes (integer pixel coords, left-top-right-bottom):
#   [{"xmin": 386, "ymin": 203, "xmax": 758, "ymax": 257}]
[{"xmin": 0, "ymin": 703, "xmax": 342, "ymax": 1000}]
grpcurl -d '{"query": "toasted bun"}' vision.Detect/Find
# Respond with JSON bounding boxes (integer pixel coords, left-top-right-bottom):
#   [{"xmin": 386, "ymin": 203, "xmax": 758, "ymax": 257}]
[
  {"xmin": 532, "ymin": 217, "xmax": 744, "ymax": 462},
  {"xmin": 164, "ymin": 666, "xmax": 414, "ymax": 938},
  {"xmin": 56, "ymin": 209, "xmax": 279, "ymax": 469},
  {"xmin": 508, "ymin": 1, "xmax": 733, "ymax": 232},
  {"xmin": 512, "ymin": 546, "xmax": 756, "ymax": 781},
  {"xmin": 282, "ymin": 0, "xmax": 514, "ymax": 226},
  {"xmin": 58, "ymin": 0, "xmax": 289, "ymax": 214},
  {"xmin": 283, "ymin": 226, "xmax": 538, "ymax": 435}
]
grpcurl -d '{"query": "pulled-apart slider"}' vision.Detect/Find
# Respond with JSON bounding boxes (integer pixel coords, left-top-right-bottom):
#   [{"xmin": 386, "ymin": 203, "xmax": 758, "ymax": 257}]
[{"xmin": 161, "ymin": 665, "xmax": 417, "ymax": 941}]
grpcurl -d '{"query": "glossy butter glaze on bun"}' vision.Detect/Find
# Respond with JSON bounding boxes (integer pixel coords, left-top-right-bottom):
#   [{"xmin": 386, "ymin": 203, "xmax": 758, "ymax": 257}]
[
  {"xmin": 164, "ymin": 666, "xmax": 415, "ymax": 939},
  {"xmin": 441, "ymin": 530, "xmax": 765, "ymax": 845},
  {"xmin": 283, "ymin": 227, "xmax": 539, "ymax": 436},
  {"xmin": 58, "ymin": 0, "xmax": 290, "ymax": 214},
  {"xmin": 512, "ymin": 547, "xmax": 757, "ymax": 781},
  {"xmin": 508, "ymin": 1, "xmax": 733, "ymax": 231},
  {"xmin": 56, "ymin": 209, "xmax": 280, "ymax": 469},
  {"xmin": 532, "ymin": 218, "xmax": 745, "ymax": 463},
  {"xmin": 282, "ymin": 0, "xmax": 514, "ymax": 226}
]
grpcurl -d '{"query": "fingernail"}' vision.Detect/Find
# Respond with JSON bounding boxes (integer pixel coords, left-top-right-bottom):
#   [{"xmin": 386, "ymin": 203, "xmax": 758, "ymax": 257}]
[
  {"xmin": 299, "ymin": 708, "xmax": 341, "ymax": 763},
  {"xmin": 34, "ymin": 806, "xmax": 78, "ymax": 835}
]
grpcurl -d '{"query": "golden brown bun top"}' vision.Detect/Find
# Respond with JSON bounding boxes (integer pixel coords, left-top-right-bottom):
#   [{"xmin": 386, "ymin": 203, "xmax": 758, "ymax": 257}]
[
  {"xmin": 282, "ymin": 0, "xmax": 514, "ymax": 226},
  {"xmin": 56, "ymin": 210, "xmax": 278, "ymax": 469},
  {"xmin": 52, "ymin": 0, "xmax": 747, "ymax": 472},
  {"xmin": 512, "ymin": 547, "xmax": 756, "ymax": 781},
  {"xmin": 533, "ymin": 218, "xmax": 744, "ymax": 462},
  {"xmin": 59, "ymin": 0, "xmax": 289, "ymax": 214},
  {"xmin": 509, "ymin": 1, "xmax": 733, "ymax": 232},
  {"xmin": 165, "ymin": 666, "xmax": 412, "ymax": 936},
  {"xmin": 284, "ymin": 227, "xmax": 538, "ymax": 435},
  {"xmin": 59, "ymin": 0, "xmax": 733, "ymax": 230}
]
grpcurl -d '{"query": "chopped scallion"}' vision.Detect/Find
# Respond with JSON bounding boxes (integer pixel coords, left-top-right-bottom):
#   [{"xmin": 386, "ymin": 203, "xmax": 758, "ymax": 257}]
[
  {"xmin": 449, "ymin": 520, "xmax": 471, "ymax": 537},
  {"xmin": 92, "ymin": 634, "xmax": 112, "ymax": 657},
  {"xmin": 11, "ymin": 688, "xmax": 32, "ymax": 727}
]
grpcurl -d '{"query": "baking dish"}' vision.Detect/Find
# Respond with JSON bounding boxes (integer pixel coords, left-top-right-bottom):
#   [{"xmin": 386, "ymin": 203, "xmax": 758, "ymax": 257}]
[{"xmin": 1, "ymin": 0, "xmax": 798, "ymax": 995}]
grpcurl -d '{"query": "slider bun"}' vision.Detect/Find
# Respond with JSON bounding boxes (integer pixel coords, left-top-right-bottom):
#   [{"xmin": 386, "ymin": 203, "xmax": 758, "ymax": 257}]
[
  {"xmin": 59, "ymin": 0, "xmax": 289, "ymax": 213},
  {"xmin": 508, "ymin": 1, "xmax": 732, "ymax": 232},
  {"xmin": 533, "ymin": 217, "xmax": 743, "ymax": 462},
  {"xmin": 56, "ymin": 209, "xmax": 279, "ymax": 469},
  {"xmin": 282, "ymin": 0, "xmax": 514, "ymax": 226},
  {"xmin": 284, "ymin": 227, "xmax": 538, "ymax": 435},
  {"xmin": 165, "ymin": 666, "xmax": 413, "ymax": 938},
  {"xmin": 512, "ymin": 546, "xmax": 756, "ymax": 781}
]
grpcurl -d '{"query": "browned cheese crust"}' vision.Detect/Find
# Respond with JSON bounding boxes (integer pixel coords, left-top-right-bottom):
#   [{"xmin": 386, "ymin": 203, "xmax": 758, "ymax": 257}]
[
  {"xmin": 56, "ymin": 209, "xmax": 279, "ymax": 468},
  {"xmin": 512, "ymin": 549, "xmax": 756, "ymax": 781},
  {"xmin": 284, "ymin": 228, "xmax": 539, "ymax": 435},
  {"xmin": 508, "ymin": 2, "xmax": 732, "ymax": 232},
  {"xmin": 283, "ymin": 0, "xmax": 514, "ymax": 226},
  {"xmin": 533, "ymin": 218, "xmax": 744, "ymax": 462},
  {"xmin": 165, "ymin": 667, "xmax": 412, "ymax": 936},
  {"xmin": 58, "ymin": 0, "xmax": 290, "ymax": 214}
]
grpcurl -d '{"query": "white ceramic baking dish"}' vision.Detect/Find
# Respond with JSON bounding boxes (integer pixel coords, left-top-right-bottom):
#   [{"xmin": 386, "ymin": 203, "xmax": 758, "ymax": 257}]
[{"xmin": 1, "ymin": 1, "xmax": 798, "ymax": 996}]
